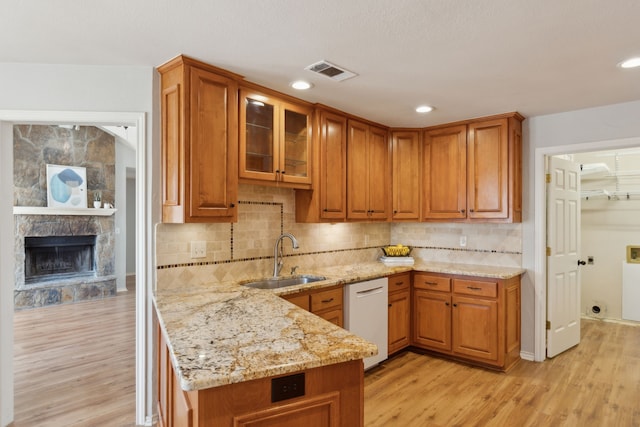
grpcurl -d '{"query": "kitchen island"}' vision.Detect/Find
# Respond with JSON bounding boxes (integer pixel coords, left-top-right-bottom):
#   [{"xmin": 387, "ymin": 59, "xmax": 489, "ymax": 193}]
[{"xmin": 154, "ymin": 281, "xmax": 377, "ymax": 427}]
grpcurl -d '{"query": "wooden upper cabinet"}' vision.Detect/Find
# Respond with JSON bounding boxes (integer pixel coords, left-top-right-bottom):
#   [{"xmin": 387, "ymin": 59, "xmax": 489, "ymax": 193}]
[
  {"xmin": 347, "ymin": 119, "xmax": 390, "ymax": 220},
  {"xmin": 239, "ymin": 88, "xmax": 312, "ymax": 188},
  {"xmin": 421, "ymin": 113, "xmax": 523, "ymax": 223},
  {"xmin": 295, "ymin": 108, "xmax": 348, "ymax": 222},
  {"xmin": 158, "ymin": 55, "xmax": 239, "ymax": 223},
  {"xmin": 467, "ymin": 119, "xmax": 509, "ymax": 220},
  {"xmin": 422, "ymin": 125, "xmax": 467, "ymax": 220},
  {"xmin": 391, "ymin": 131, "xmax": 421, "ymax": 221}
]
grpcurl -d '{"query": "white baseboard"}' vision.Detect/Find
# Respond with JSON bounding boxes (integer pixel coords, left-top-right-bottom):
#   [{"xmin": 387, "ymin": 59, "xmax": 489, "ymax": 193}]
[{"xmin": 520, "ymin": 351, "xmax": 535, "ymax": 361}]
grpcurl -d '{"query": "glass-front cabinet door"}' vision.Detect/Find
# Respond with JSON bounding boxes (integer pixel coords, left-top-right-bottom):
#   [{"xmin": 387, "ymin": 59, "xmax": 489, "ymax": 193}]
[{"xmin": 240, "ymin": 88, "xmax": 312, "ymax": 187}]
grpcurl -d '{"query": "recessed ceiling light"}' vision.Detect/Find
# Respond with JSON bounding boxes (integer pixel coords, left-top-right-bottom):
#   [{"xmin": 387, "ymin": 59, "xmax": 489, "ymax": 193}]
[
  {"xmin": 619, "ymin": 57, "xmax": 640, "ymax": 69},
  {"xmin": 416, "ymin": 105, "xmax": 434, "ymax": 113},
  {"xmin": 291, "ymin": 80, "xmax": 313, "ymax": 90}
]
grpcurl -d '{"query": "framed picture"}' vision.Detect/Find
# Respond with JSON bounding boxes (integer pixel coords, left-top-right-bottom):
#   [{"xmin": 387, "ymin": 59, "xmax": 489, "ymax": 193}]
[{"xmin": 46, "ymin": 164, "xmax": 87, "ymax": 208}]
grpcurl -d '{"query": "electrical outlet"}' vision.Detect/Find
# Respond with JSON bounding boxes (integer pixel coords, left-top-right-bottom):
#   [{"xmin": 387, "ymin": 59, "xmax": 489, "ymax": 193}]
[
  {"xmin": 191, "ymin": 241, "xmax": 206, "ymax": 259},
  {"xmin": 460, "ymin": 235, "xmax": 467, "ymax": 247}
]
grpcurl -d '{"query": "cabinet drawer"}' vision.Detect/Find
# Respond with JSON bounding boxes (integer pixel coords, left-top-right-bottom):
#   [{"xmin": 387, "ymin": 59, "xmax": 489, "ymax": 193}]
[
  {"xmin": 284, "ymin": 293, "xmax": 310, "ymax": 311},
  {"xmin": 311, "ymin": 287, "xmax": 343, "ymax": 312},
  {"xmin": 453, "ymin": 279, "xmax": 497, "ymax": 298},
  {"xmin": 413, "ymin": 273, "xmax": 451, "ymax": 292},
  {"xmin": 388, "ymin": 273, "xmax": 411, "ymax": 293}
]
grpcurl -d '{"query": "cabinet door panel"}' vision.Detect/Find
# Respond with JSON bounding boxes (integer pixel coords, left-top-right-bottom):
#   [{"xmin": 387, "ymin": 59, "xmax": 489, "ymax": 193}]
[
  {"xmin": 422, "ymin": 125, "xmax": 467, "ymax": 219},
  {"xmin": 240, "ymin": 92, "xmax": 277, "ymax": 180},
  {"xmin": 391, "ymin": 131, "xmax": 421, "ymax": 220},
  {"xmin": 452, "ymin": 295, "xmax": 498, "ymax": 362},
  {"xmin": 320, "ymin": 112, "xmax": 347, "ymax": 219},
  {"xmin": 281, "ymin": 102, "xmax": 312, "ymax": 184},
  {"xmin": 367, "ymin": 126, "xmax": 390, "ymax": 219},
  {"xmin": 413, "ymin": 290, "xmax": 451, "ymax": 351},
  {"xmin": 467, "ymin": 119, "xmax": 508, "ymax": 219},
  {"xmin": 347, "ymin": 120, "xmax": 369, "ymax": 219},
  {"xmin": 189, "ymin": 67, "xmax": 238, "ymax": 219},
  {"xmin": 388, "ymin": 289, "xmax": 410, "ymax": 354}
]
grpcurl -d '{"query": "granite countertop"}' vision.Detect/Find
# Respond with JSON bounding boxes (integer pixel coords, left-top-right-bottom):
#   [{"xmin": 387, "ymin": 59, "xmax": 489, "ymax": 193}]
[
  {"xmin": 154, "ymin": 261, "xmax": 524, "ymax": 392},
  {"xmin": 154, "ymin": 282, "xmax": 378, "ymax": 391}
]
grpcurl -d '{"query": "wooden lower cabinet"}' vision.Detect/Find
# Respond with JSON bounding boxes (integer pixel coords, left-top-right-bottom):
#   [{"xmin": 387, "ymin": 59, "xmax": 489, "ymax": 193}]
[
  {"xmin": 283, "ymin": 285, "xmax": 343, "ymax": 327},
  {"xmin": 157, "ymin": 322, "xmax": 363, "ymax": 427},
  {"xmin": 387, "ymin": 273, "xmax": 411, "ymax": 354},
  {"xmin": 411, "ymin": 272, "xmax": 520, "ymax": 370}
]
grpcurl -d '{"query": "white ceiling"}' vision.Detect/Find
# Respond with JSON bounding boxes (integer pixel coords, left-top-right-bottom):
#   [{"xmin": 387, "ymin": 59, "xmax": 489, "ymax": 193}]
[{"xmin": 2, "ymin": 0, "xmax": 639, "ymax": 127}]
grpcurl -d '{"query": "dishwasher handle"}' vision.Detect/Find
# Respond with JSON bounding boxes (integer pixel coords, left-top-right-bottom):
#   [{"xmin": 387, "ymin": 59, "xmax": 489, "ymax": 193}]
[{"xmin": 355, "ymin": 286, "xmax": 384, "ymax": 295}]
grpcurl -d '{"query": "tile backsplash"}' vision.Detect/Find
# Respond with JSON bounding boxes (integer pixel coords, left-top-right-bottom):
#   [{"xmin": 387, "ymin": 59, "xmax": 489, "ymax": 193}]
[{"xmin": 155, "ymin": 184, "xmax": 522, "ymax": 289}]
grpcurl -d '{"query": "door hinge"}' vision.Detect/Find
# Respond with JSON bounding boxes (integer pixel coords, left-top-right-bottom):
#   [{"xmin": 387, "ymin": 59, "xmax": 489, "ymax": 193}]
[
  {"xmin": 546, "ymin": 320, "xmax": 551, "ymax": 330},
  {"xmin": 546, "ymin": 247, "xmax": 551, "ymax": 256},
  {"xmin": 545, "ymin": 173, "xmax": 551, "ymax": 183}
]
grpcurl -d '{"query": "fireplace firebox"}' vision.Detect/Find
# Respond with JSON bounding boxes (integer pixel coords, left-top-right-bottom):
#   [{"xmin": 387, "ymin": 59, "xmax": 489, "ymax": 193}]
[{"xmin": 24, "ymin": 235, "xmax": 96, "ymax": 283}]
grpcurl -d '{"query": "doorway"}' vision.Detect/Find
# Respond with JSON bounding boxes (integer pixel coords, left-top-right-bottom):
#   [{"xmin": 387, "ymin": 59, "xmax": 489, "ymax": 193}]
[
  {"xmin": 533, "ymin": 136, "xmax": 640, "ymax": 361},
  {"xmin": 0, "ymin": 111, "xmax": 150, "ymax": 426}
]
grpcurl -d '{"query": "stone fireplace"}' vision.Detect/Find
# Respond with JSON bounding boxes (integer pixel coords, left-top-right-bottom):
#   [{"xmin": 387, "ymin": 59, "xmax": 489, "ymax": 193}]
[
  {"xmin": 14, "ymin": 213, "xmax": 116, "ymax": 309},
  {"xmin": 13, "ymin": 124, "xmax": 117, "ymax": 309}
]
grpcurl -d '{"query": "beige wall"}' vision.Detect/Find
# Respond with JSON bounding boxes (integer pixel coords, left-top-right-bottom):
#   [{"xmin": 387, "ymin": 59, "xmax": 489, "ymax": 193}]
[{"xmin": 156, "ymin": 184, "xmax": 522, "ymax": 290}]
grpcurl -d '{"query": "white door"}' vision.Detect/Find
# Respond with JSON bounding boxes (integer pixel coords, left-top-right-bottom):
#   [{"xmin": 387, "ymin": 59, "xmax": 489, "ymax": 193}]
[{"xmin": 546, "ymin": 156, "xmax": 581, "ymax": 358}]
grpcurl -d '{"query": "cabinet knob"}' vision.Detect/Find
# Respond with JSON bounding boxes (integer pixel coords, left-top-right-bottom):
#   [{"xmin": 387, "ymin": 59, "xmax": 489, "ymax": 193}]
[
  {"xmin": 230, "ymin": 203, "xmax": 236, "ymax": 208},
  {"xmin": 445, "ymin": 302, "xmax": 450, "ymax": 306},
  {"xmin": 394, "ymin": 210, "xmax": 398, "ymax": 214},
  {"xmin": 460, "ymin": 209, "xmax": 465, "ymax": 214},
  {"xmin": 388, "ymin": 303, "xmax": 392, "ymax": 308},
  {"xmin": 469, "ymin": 209, "xmax": 474, "ymax": 213},
  {"xmin": 323, "ymin": 208, "xmax": 328, "ymax": 212},
  {"xmin": 453, "ymin": 303, "xmax": 458, "ymax": 307},
  {"xmin": 281, "ymin": 170, "xmax": 286, "ymax": 174}
]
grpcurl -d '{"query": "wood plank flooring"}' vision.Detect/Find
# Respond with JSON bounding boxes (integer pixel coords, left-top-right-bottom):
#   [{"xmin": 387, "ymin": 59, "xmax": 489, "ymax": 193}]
[
  {"xmin": 365, "ymin": 319, "xmax": 640, "ymax": 427},
  {"xmin": 13, "ymin": 286, "xmax": 640, "ymax": 426},
  {"xmin": 12, "ymin": 279, "xmax": 136, "ymax": 427}
]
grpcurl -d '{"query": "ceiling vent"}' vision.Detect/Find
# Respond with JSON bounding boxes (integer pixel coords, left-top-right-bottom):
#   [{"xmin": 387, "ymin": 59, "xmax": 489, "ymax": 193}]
[{"xmin": 304, "ymin": 60, "xmax": 357, "ymax": 82}]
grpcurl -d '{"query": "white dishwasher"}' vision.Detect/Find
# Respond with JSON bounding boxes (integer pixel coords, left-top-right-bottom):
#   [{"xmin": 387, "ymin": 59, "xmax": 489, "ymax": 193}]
[{"xmin": 344, "ymin": 277, "xmax": 388, "ymax": 370}]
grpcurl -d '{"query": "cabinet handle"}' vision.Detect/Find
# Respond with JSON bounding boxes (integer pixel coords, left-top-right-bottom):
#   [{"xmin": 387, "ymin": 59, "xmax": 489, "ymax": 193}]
[
  {"xmin": 321, "ymin": 298, "xmax": 334, "ymax": 303},
  {"xmin": 395, "ymin": 281, "xmax": 404, "ymax": 286},
  {"xmin": 467, "ymin": 286, "xmax": 482, "ymax": 291},
  {"xmin": 425, "ymin": 281, "xmax": 438, "ymax": 286}
]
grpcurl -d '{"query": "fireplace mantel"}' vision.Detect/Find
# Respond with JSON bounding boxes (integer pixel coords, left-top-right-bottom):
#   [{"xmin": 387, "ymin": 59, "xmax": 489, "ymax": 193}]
[{"xmin": 13, "ymin": 207, "xmax": 117, "ymax": 216}]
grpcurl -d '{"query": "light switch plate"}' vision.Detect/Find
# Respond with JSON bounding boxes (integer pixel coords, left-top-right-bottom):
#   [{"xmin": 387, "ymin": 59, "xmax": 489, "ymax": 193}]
[
  {"xmin": 460, "ymin": 235, "xmax": 467, "ymax": 247},
  {"xmin": 191, "ymin": 241, "xmax": 206, "ymax": 258}
]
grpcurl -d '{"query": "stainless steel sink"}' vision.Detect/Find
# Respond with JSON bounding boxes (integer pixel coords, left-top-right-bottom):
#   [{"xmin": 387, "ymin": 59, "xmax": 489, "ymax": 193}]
[{"xmin": 242, "ymin": 275, "xmax": 327, "ymax": 290}]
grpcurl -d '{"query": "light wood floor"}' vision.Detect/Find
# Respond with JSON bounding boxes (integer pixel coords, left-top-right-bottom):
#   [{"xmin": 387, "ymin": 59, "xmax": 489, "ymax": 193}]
[
  {"xmin": 13, "ymin": 287, "xmax": 640, "ymax": 426},
  {"xmin": 365, "ymin": 319, "xmax": 640, "ymax": 426},
  {"xmin": 12, "ymin": 278, "xmax": 136, "ymax": 427}
]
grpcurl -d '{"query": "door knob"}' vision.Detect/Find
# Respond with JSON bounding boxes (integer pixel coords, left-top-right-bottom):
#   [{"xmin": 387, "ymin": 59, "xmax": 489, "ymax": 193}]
[{"xmin": 578, "ymin": 260, "xmax": 586, "ymax": 266}]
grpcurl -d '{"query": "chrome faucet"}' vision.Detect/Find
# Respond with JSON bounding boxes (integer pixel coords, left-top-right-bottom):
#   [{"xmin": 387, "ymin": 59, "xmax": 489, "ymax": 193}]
[{"xmin": 273, "ymin": 233, "xmax": 299, "ymax": 278}]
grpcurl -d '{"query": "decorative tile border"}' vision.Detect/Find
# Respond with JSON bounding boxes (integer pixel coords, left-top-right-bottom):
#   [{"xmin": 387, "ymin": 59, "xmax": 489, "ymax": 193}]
[{"xmin": 156, "ymin": 244, "xmax": 521, "ymax": 270}]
